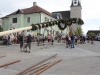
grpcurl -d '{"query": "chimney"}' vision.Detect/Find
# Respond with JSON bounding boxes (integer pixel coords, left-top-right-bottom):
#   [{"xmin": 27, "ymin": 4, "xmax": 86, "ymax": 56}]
[{"xmin": 33, "ymin": 2, "xmax": 37, "ymax": 7}]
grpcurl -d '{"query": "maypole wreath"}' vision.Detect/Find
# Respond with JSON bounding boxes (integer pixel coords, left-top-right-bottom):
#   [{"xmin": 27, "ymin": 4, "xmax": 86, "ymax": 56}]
[
  {"xmin": 54, "ymin": 20, "xmax": 58, "ymax": 25},
  {"xmin": 40, "ymin": 23, "xmax": 45, "ymax": 28},
  {"xmin": 31, "ymin": 24, "xmax": 37, "ymax": 31},
  {"xmin": 58, "ymin": 19, "xmax": 67, "ymax": 30},
  {"xmin": 77, "ymin": 18, "xmax": 84, "ymax": 25},
  {"xmin": 66, "ymin": 18, "xmax": 72, "ymax": 26},
  {"xmin": 30, "ymin": 18, "xmax": 84, "ymax": 31},
  {"xmin": 71, "ymin": 18, "xmax": 77, "ymax": 23},
  {"xmin": 36, "ymin": 23, "xmax": 41, "ymax": 29},
  {"xmin": 51, "ymin": 21, "xmax": 54, "ymax": 26},
  {"xmin": 44, "ymin": 22, "xmax": 49, "ymax": 27},
  {"xmin": 48, "ymin": 22, "xmax": 52, "ymax": 26}
]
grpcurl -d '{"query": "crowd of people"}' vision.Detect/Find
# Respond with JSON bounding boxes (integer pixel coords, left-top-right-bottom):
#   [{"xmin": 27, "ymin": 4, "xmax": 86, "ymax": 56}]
[
  {"xmin": 56, "ymin": 34, "xmax": 95, "ymax": 48},
  {"xmin": 1, "ymin": 32, "xmax": 95, "ymax": 53},
  {"xmin": 1, "ymin": 32, "xmax": 55, "ymax": 53}
]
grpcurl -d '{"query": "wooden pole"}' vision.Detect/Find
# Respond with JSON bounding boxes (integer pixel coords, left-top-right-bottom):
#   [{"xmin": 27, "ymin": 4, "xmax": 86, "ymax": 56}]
[
  {"xmin": 0, "ymin": 55, "xmax": 7, "ymax": 58},
  {"xmin": 0, "ymin": 26, "xmax": 32, "ymax": 36},
  {"xmin": 0, "ymin": 60, "xmax": 20, "ymax": 68},
  {"xmin": 20, "ymin": 62, "xmax": 50, "ymax": 75},
  {"xmin": 33, "ymin": 59, "xmax": 62, "ymax": 75},
  {"xmin": 16, "ymin": 54, "xmax": 57, "ymax": 75}
]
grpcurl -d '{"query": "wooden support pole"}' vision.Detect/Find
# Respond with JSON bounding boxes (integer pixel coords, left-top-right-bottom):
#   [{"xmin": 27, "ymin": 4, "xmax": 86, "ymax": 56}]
[
  {"xmin": 19, "ymin": 62, "xmax": 50, "ymax": 75},
  {"xmin": 16, "ymin": 54, "xmax": 57, "ymax": 75},
  {"xmin": 33, "ymin": 59, "xmax": 62, "ymax": 75},
  {"xmin": 0, "ymin": 26, "xmax": 32, "ymax": 36},
  {"xmin": 0, "ymin": 55, "xmax": 7, "ymax": 58},
  {"xmin": 0, "ymin": 60, "xmax": 20, "ymax": 68}
]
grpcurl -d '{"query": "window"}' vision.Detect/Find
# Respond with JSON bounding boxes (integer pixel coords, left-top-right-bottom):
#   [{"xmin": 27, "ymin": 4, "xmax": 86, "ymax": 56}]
[
  {"xmin": 57, "ymin": 15, "xmax": 60, "ymax": 19},
  {"xmin": 47, "ymin": 19, "xmax": 49, "ymax": 22},
  {"xmin": 45, "ymin": 17, "xmax": 47, "ymax": 22},
  {"xmin": 27, "ymin": 17, "xmax": 30, "ymax": 23},
  {"xmin": 50, "ymin": 19, "xmax": 52, "ymax": 21},
  {"xmin": 12, "ymin": 18, "xmax": 17, "ymax": 23}
]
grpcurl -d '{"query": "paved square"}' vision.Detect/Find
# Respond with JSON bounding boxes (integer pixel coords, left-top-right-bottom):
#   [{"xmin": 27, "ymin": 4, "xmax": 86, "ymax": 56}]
[{"xmin": 0, "ymin": 41, "xmax": 100, "ymax": 75}]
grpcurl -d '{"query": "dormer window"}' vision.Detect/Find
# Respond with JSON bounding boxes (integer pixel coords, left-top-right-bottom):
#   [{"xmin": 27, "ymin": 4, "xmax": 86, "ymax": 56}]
[{"xmin": 57, "ymin": 15, "xmax": 60, "ymax": 19}]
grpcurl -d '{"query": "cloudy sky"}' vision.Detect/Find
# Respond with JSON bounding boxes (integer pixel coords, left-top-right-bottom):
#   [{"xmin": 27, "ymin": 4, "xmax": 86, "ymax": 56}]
[{"xmin": 0, "ymin": 0, "xmax": 100, "ymax": 34}]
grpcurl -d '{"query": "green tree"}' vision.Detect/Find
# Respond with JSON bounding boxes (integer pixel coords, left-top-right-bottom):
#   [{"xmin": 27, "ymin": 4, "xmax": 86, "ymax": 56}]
[
  {"xmin": 88, "ymin": 32, "xmax": 96, "ymax": 36},
  {"xmin": 69, "ymin": 28, "xmax": 73, "ymax": 35},
  {"xmin": 75, "ymin": 26, "xmax": 83, "ymax": 36}
]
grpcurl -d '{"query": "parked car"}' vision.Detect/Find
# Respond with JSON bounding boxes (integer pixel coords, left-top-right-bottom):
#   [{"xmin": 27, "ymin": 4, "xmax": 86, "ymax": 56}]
[
  {"xmin": 95, "ymin": 36, "xmax": 100, "ymax": 41},
  {"xmin": 98, "ymin": 36, "xmax": 100, "ymax": 41}
]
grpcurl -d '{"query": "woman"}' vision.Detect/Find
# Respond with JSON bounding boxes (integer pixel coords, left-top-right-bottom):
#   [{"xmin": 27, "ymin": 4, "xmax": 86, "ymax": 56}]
[
  {"xmin": 66, "ymin": 34, "xmax": 71, "ymax": 48},
  {"xmin": 47, "ymin": 34, "xmax": 51, "ymax": 44},
  {"xmin": 13, "ymin": 34, "xmax": 17, "ymax": 44}
]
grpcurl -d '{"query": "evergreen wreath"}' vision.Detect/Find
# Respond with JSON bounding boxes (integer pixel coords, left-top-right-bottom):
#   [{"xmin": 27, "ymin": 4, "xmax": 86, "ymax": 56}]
[
  {"xmin": 77, "ymin": 18, "xmax": 84, "ymax": 25},
  {"xmin": 36, "ymin": 23, "xmax": 41, "ymax": 29},
  {"xmin": 54, "ymin": 20, "xmax": 58, "ymax": 25},
  {"xmin": 71, "ymin": 18, "xmax": 77, "ymax": 23},
  {"xmin": 40, "ymin": 23, "xmax": 44, "ymax": 28},
  {"xmin": 58, "ymin": 20, "xmax": 67, "ymax": 30},
  {"xmin": 48, "ymin": 22, "xmax": 52, "ymax": 26},
  {"xmin": 31, "ymin": 24, "xmax": 37, "ymax": 31},
  {"xmin": 44, "ymin": 22, "xmax": 49, "ymax": 27},
  {"xmin": 59, "ymin": 19, "xmax": 65, "ymax": 23},
  {"xmin": 51, "ymin": 21, "xmax": 54, "ymax": 26},
  {"xmin": 66, "ymin": 19, "xmax": 72, "ymax": 26},
  {"xmin": 63, "ymin": 19, "xmax": 67, "ymax": 22}
]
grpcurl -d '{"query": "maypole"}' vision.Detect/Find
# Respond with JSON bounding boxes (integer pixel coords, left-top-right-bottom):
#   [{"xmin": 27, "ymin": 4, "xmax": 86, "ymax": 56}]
[{"xmin": 0, "ymin": 18, "xmax": 84, "ymax": 37}]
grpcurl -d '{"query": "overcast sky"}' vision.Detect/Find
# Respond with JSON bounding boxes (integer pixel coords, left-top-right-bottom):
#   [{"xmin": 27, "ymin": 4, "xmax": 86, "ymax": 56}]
[{"xmin": 0, "ymin": 0, "xmax": 100, "ymax": 34}]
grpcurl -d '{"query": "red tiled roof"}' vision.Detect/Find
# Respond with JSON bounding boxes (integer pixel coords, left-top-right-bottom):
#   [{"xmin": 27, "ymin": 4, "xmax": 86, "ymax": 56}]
[{"xmin": 2, "ymin": 5, "xmax": 53, "ymax": 18}]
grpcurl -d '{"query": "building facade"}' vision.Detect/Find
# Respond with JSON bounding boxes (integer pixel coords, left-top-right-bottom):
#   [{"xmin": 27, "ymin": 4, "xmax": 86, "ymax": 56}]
[
  {"xmin": 1, "ymin": 0, "xmax": 82, "ymax": 36},
  {"xmin": 2, "ymin": 2, "xmax": 57, "ymax": 36}
]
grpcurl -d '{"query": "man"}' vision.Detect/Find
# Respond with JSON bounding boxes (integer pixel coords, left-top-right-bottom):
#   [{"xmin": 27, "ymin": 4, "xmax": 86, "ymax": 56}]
[
  {"xmin": 24, "ymin": 34, "xmax": 32, "ymax": 53},
  {"xmin": 66, "ymin": 34, "xmax": 71, "ymax": 48},
  {"xmin": 70, "ymin": 34, "xmax": 75, "ymax": 48},
  {"xmin": 19, "ymin": 32, "xmax": 24, "ymax": 52},
  {"xmin": 51, "ymin": 35, "xmax": 55, "ymax": 45},
  {"xmin": 39, "ymin": 34, "xmax": 43, "ymax": 45}
]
